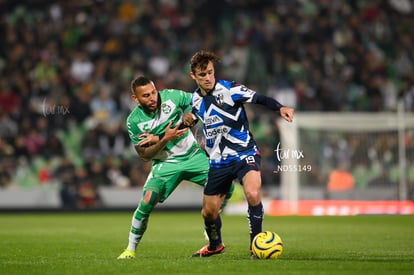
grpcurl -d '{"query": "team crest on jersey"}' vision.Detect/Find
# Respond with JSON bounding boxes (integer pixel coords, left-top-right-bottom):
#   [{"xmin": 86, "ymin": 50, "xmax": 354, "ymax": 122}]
[
  {"xmin": 161, "ymin": 103, "xmax": 171, "ymax": 114},
  {"xmin": 215, "ymin": 93, "xmax": 224, "ymax": 105}
]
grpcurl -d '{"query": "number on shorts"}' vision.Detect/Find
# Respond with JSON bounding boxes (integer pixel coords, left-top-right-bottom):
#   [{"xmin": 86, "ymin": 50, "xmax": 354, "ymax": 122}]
[{"xmin": 245, "ymin": 156, "xmax": 255, "ymax": 164}]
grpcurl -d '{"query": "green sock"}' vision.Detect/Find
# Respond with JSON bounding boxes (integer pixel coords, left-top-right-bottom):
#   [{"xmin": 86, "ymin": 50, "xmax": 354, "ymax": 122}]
[{"xmin": 127, "ymin": 197, "xmax": 156, "ymax": 251}]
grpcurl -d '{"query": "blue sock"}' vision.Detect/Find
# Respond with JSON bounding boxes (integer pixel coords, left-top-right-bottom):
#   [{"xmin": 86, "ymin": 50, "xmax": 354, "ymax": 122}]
[
  {"xmin": 247, "ymin": 202, "xmax": 263, "ymax": 248},
  {"xmin": 205, "ymin": 215, "xmax": 222, "ymax": 250}
]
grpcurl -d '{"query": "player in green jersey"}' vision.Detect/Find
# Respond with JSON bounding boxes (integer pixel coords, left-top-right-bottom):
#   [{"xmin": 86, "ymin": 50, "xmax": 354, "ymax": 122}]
[{"xmin": 117, "ymin": 76, "xmax": 232, "ymax": 259}]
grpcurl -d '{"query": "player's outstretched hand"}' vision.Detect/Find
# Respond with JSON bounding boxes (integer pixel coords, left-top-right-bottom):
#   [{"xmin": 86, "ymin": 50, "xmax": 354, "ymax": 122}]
[
  {"xmin": 280, "ymin": 107, "xmax": 294, "ymax": 123},
  {"xmin": 164, "ymin": 121, "xmax": 188, "ymax": 141}
]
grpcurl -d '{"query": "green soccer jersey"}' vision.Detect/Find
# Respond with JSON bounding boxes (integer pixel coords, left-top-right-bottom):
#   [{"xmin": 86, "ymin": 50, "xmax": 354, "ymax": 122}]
[{"xmin": 126, "ymin": 89, "xmax": 200, "ymax": 163}]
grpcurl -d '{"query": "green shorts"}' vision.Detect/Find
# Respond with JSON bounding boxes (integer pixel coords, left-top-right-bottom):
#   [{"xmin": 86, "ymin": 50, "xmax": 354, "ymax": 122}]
[{"xmin": 143, "ymin": 149, "xmax": 209, "ymax": 203}]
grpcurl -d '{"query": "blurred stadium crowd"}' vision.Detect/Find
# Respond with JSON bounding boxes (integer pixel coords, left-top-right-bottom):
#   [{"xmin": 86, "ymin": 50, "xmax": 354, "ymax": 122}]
[{"xmin": 0, "ymin": 0, "xmax": 413, "ymax": 207}]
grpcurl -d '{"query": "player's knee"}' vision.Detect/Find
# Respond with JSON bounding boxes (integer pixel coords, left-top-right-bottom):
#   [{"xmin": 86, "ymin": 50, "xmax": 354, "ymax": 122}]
[
  {"xmin": 201, "ymin": 207, "xmax": 219, "ymax": 221},
  {"xmin": 141, "ymin": 190, "xmax": 160, "ymax": 205}
]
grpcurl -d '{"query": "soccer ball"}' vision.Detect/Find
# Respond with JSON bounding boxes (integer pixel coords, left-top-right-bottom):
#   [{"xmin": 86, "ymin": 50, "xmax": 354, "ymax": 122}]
[{"xmin": 251, "ymin": 231, "xmax": 283, "ymax": 259}]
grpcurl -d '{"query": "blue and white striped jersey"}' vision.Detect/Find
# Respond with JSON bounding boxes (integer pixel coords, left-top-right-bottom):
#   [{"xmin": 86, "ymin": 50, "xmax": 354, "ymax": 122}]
[{"xmin": 191, "ymin": 80, "xmax": 260, "ymax": 167}]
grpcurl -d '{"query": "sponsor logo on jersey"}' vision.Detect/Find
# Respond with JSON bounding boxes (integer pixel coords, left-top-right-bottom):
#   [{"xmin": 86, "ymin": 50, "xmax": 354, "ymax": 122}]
[
  {"xmin": 142, "ymin": 123, "xmax": 150, "ymax": 132},
  {"xmin": 206, "ymin": 126, "xmax": 228, "ymax": 137},
  {"xmin": 138, "ymin": 120, "xmax": 154, "ymax": 132},
  {"xmin": 205, "ymin": 115, "xmax": 222, "ymax": 126}
]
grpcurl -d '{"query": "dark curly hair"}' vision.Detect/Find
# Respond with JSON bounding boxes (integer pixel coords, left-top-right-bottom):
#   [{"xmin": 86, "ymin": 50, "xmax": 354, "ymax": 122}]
[{"xmin": 190, "ymin": 50, "xmax": 220, "ymax": 74}]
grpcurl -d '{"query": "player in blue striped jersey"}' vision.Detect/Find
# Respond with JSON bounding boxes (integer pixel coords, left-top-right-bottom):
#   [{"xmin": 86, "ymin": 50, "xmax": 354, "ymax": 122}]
[{"xmin": 188, "ymin": 50, "xmax": 294, "ymax": 257}]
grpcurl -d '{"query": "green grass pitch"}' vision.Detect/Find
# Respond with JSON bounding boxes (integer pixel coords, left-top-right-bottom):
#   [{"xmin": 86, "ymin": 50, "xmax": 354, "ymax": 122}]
[{"xmin": 1, "ymin": 212, "xmax": 413, "ymax": 275}]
